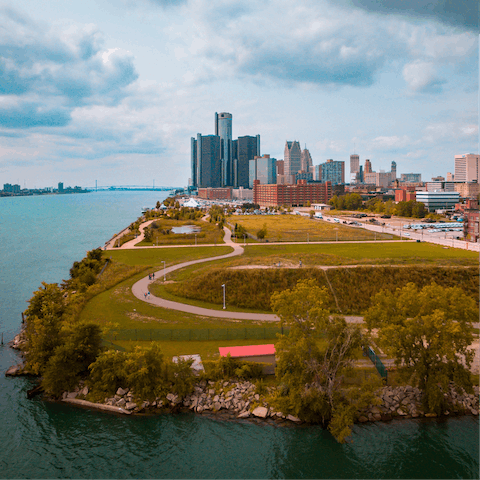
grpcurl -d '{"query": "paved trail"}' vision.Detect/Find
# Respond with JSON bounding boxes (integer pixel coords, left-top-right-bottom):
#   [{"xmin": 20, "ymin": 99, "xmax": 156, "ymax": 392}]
[{"xmin": 130, "ymin": 223, "xmax": 364, "ymax": 323}]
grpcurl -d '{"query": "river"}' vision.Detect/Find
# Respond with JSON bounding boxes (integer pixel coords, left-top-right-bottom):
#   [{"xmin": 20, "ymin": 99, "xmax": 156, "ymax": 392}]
[{"xmin": 0, "ymin": 191, "xmax": 478, "ymax": 479}]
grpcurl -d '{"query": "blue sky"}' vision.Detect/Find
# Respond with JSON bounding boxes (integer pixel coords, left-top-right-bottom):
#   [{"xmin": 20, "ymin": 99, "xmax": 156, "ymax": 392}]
[{"xmin": 0, "ymin": 0, "xmax": 478, "ymax": 188}]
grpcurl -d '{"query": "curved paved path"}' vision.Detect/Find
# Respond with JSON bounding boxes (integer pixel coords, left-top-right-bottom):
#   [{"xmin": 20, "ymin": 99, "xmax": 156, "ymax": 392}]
[
  {"xmin": 132, "ymin": 227, "xmax": 281, "ymax": 321},
  {"xmin": 131, "ymin": 225, "xmax": 365, "ymax": 323}
]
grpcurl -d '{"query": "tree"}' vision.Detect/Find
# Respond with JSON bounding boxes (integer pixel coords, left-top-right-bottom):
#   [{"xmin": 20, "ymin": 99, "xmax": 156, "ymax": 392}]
[
  {"xmin": 256, "ymin": 223, "xmax": 267, "ymax": 240},
  {"xmin": 364, "ymin": 283, "xmax": 478, "ymax": 414},
  {"xmin": 271, "ymin": 280, "xmax": 375, "ymax": 442}
]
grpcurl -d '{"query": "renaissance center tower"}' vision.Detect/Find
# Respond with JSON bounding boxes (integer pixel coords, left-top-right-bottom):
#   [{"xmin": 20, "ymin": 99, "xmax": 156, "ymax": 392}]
[{"xmin": 215, "ymin": 112, "xmax": 233, "ymax": 186}]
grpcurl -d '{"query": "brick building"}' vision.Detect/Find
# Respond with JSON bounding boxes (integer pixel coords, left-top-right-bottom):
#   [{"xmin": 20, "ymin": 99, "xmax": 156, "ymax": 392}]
[
  {"xmin": 395, "ymin": 188, "xmax": 416, "ymax": 202},
  {"xmin": 253, "ymin": 179, "xmax": 332, "ymax": 207},
  {"xmin": 197, "ymin": 187, "xmax": 232, "ymax": 201},
  {"xmin": 463, "ymin": 198, "xmax": 479, "ymax": 242}
]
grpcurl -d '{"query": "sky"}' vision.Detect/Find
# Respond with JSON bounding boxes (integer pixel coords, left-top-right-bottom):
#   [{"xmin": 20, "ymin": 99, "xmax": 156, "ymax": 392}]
[{"xmin": 0, "ymin": 0, "xmax": 478, "ymax": 188}]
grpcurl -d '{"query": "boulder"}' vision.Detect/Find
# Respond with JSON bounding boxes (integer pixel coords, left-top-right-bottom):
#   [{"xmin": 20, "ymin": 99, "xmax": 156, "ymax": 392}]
[
  {"xmin": 214, "ymin": 402, "xmax": 222, "ymax": 411},
  {"xmin": 67, "ymin": 391, "xmax": 78, "ymax": 399},
  {"xmin": 116, "ymin": 387, "xmax": 127, "ymax": 396},
  {"xmin": 252, "ymin": 406, "xmax": 269, "ymax": 418},
  {"xmin": 117, "ymin": 398, "xmax": 126, "ymax": 407},
  {"xmin": 125, "ymin": 402, "xmax": 137, "ymax": 410},
  {"xmin": 286, "ymin": 414, "xmax": 302, "ymax": 423},
  {"xmin": 237, "ymin": 411, "xmax": 250, "ymax": 419},
  {"xmin": 81, "ymin": 386, "xmax": 89, "ymax": 396},
  {"xmin": 358, "ymin": 415, "xmax": 368, "ymax": 423}
]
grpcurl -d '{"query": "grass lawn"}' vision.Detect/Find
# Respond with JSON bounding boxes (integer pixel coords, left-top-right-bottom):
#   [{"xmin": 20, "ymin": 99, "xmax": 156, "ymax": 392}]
[
  {"xmin": 135, "ymin": 218, "xmax": 224, "ymax": 246},
  {"xmin": 106, "ymin": 245, "xmax": 233, "ymax": 267},
  {"xmin": 236, "ymin": 242, "xmax": 479, "ymax": 266},
  {"xmin": 232, "ymin": 214, "xmax": 395, "ymax": 242}
]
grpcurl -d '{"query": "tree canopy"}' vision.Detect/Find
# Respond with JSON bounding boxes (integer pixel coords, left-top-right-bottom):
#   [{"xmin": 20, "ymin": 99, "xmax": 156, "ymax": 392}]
[
  {"xmin": 364, "ymin": 282, "xmax": 478, "ymax": 413},
  {"xmin": 271, "ymin": 280, "xmax": 378, "ymax": 442}
]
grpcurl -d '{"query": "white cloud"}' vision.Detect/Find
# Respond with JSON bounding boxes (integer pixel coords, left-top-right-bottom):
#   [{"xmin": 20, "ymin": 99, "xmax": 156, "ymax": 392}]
[{"xmin": 370, "ymin": 135, "xmax": 410, "ymax": 150}]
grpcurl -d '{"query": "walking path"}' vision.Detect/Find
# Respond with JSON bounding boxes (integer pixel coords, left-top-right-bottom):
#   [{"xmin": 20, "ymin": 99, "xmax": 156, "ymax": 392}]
[{"xmin": 131, "ymin": 225, "xmax": 364, "ymax": 323}]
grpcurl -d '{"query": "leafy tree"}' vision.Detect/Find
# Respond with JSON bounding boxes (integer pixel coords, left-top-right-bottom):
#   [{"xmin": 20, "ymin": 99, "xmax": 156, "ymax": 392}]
[
  {"xmin": 41, "ymin": 323, "xmax": 103, "ymax": 397},
  {"xmin": 271, "ymin": 280, "xmax": 373, "ymax": 442},
  {"xmin": 257, "ymin": 223, "xmax": 268, "ymax": 240},
  {"xmin": 364, "ymin": 283, "xmax": 477, "ymax": 414}
]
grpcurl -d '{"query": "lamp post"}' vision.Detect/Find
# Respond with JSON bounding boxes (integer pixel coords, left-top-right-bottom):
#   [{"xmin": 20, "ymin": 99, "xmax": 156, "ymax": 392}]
[
  {"xmin": 222, "ymin": 284, "xmax": 226, "ymax": 309},
  {"xmin": 162, "ymin": 261, "xmax": 166, "ymax": 281},
  {"xmin": 195, "ymin": 233, "xmax": 197, "ymax": 246}
]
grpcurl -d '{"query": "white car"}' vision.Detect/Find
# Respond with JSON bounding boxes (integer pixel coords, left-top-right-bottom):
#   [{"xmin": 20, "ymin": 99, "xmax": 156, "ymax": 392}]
[{"xmin": 404, "ymin": 232, "xmax": 410, "ymax": 236}]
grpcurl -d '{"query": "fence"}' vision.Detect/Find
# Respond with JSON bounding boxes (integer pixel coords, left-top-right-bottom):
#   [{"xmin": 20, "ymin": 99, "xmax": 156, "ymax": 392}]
[
  {"xmin": 101, "ymin": 339, "xmax": 126, "ymax": 351},
  {"xmin": 107, "ymin": 326, "xmax": 289, "ymax": 342},
  {"xmin": 364, "ymin": 346, "xmax": 388, "ymax": 381}
]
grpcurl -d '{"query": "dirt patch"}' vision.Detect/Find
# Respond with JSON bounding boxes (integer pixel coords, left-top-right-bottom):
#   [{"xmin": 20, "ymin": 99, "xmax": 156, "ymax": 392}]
[{"xmin": 126, "ymin": 311, "xmax": 172, "ymax": 324}]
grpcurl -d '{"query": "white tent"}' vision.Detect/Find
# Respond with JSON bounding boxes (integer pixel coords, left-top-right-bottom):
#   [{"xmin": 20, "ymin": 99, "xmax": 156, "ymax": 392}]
[{"xmin": 184, "ymin": 198, "xmax": 200, "ymax": 208}]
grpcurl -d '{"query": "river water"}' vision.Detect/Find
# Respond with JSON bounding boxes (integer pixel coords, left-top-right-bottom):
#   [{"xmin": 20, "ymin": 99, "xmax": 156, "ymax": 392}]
[{"xmin": 0, "ymin": 191, "xmax": 478, "ymax": 479}]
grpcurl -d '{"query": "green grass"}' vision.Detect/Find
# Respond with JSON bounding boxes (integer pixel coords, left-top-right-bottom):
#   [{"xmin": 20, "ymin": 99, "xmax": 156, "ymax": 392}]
[
  {"xmin": 106, "ymin": 245, "xmax": 233, "ymax": 267},
  {"xmin": 235, "ymin": 242, "xmax": 478, "ymax": 266},
  {"xmin": 135, "ymin": 218, "xmax": 224, "ymax": 246},
  {"xmin": 232, "ymin": 214, "xmax": 395, "ymax": 242}
]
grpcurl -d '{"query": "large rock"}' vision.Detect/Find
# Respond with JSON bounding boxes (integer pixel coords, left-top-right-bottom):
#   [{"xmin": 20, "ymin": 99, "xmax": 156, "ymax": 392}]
[
  {"xmin": 286, "ymin": 414, "xmax": 302, "ymax": 423},
  {"xmin": 125, "ymin": 402, "xmax": 137, "ymax": 410},
  {"xmin": 116, "ymin": 387, "xmax": 127, "ymax": 396},
  {"xmin": 252, "ymin": 406, "xmax": 268, "ymax": 418},
  {"xmin": 237, "ymin": 411, "xmax": 250, "ymax": 419}
]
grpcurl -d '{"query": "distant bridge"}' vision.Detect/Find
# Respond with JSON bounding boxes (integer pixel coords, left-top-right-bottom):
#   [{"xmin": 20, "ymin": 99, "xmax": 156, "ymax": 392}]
[{"xmin": 84, "ymin": 185, "xmax": 181, "ymax": 192}]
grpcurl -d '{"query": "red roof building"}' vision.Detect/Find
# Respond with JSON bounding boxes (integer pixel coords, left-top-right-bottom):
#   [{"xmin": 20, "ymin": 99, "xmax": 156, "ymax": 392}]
[{"xmin": 219, "ymin": 344, "xmax": 276, "ymax": 374}]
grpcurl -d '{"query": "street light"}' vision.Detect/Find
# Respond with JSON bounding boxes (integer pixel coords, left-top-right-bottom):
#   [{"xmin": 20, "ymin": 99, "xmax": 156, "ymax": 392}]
[
  {"xmin": 162, "ymin": 261, "xmax": 166, "ymax": 281},
  {"xmin": 222, "ymin": 284, "xmax": 226, "ymax": 309},
  {"xmin": 195, "ymin": 233, "xmax": 197, "ymax": 246}
]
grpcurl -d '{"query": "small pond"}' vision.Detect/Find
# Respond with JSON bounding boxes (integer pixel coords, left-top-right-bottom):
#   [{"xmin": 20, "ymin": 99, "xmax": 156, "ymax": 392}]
[{"xmin": 171, "ymin": 225, "xmax": 202, "ymax": 234}]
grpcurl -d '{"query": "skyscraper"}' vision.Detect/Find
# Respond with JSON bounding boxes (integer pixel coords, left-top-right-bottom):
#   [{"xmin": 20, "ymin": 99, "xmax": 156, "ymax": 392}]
[
  {"xmin": 284, "ymin": 141, "xmax": 302, "ymax": 184},
  {"xmin": 318, "ymin": 159, "xmax": 345, "ymax": 185},
  {"xmin": 391, "ymin": 161, "xmax": 397, "ymax": 181},
  {"xmin": 301, "ymin": 147, "xmax": 313, "ymax": 172},
  {"xmin": 215, "ymin": 112, "xmax": 233, "ymax": 186},
  {"xmin": 195, "ymin": 134, "xmax": 222, "ymax": 188},
  {"xmin": 350, "ymin": 154, "xmax": 360, "ymax": 182},
  {"xmin": 234, "ymin": 135, "xmax": 260, "ymax": 188},
  {"xmin": 249, "ymin": 154, "xmax": 276, "ymax": 188},
  {"xmin": 364, "ymin": 159, "xmax": 372, "ymax": 174},
  {"xmin": 454, "ymin": 154, "xmax": 479, "ymax": 182}
]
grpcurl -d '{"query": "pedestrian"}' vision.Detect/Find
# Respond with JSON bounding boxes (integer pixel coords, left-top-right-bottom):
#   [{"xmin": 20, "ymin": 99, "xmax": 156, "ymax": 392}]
[
  {"xmin": 144, "ymin": 292, "xmax": 147, "ymax": 299},
  {"xmin": 152, "ymin": 272, "xmax": 155, "ymax": 279},
  {"xmin": 147, "ymin": 291, "xmax": 151, "ymax": 299},
  {"xmin": 148, "ymin": 274, "xmax": 151, "ymax": 280},
  {"xmin": 299, "ymin": 260, "xmax": 302, "ymax": 267}
]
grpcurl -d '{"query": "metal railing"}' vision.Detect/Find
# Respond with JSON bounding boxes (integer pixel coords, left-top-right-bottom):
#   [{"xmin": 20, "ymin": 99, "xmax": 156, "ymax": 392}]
[{"xmin": 364, "ymin": 346, "xmax": 388, "ymax": 381}]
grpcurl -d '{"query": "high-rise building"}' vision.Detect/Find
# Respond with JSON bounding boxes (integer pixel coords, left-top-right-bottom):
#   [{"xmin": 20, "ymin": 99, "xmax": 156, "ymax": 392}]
[
  {"xmin": 58, "ymin": 182, "xmax": 64, "ymax": 192},
  {"xmin": 364, "ymin": 159, "xmax": 372, "ymax": 174},
  {"xmin": 284, "ymin": 141, "xmax": 302, "ymax": 184},
  {"xmin": 318, "ymin": 159, "xmax": 345, "ymax": 185},
  {"xmin": 234, "ymin": 135, "xmax": 260, "ymax": 188},
  {"xmin": 215, "ymin": 112, "xmax": 233, "ymax": 186},
  {"xmin": 276, "ymin": 160, "xmax": 284, "ymax": 176},
  {"xmin": 391, "ymin": 161, "xmax": 397, "ymax": 181},
  {"xmin": 301, "ymin": 147, "xmax": 313, "ymax": 172},
  {"xmin": 350, "ymin": 154, "xmax": 360, "ymax": 182},
  {"xmin": 190, "ymin": 137, "xmax": 198, "ymax": 187},
  {"xmin": 194, "ymin": 134, "xmax": 222, "ymax": 188},
  {"xmin": 249, "ymin": 154, "xmax": 276, "ymax": 188},
  {"xmin": 454, "ymin": 153, "xmax": 479, "ymax": 182}
]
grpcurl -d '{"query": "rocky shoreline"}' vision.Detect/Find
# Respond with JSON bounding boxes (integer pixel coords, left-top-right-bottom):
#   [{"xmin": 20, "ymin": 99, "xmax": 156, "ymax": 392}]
[{"xmin": 58, "ymin": 380, "xmax": 479, "ymax": 426}]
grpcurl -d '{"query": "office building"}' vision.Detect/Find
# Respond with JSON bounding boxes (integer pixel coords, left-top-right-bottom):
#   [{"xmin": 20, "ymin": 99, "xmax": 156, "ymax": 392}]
[
  {"xmin": 197, "ymin": 187, "xmax": 232, "ymax": 200},
  {"xmin": 364, "ymin": 159, "xmax": 372, "ymax": 174},
  {"xmin": 249, "ymin": 154, "xmax": 276, "ymax": 188},
  {"xmin": 193, "ymin": 134, "xmax": 222, "ymax": 188},
  {"xmin": 454, "ymin": 154, "xmax": 479, "ymax": 182},
  {"xmin": 233, "ymin": 135, "xmax": 260, "ymax": 188},
  {"xmin": 276, "ymin": 160, "xmax": 284, "ymax": 176},
  {"xmin": 301, "ymin": 147, "xmax": 313, "ymax": 173},
  {"xmin": 58, "ymin": 182, "xmax": 64, "ymax": 192},
  {"xmin": 318, "ymin": 159, "xmax": 345, "ymax": 185},
  {"xmin": 350, "ymin": 154, "xmax": 360, "ymax": 182},
  {"xmin": 215, "ymin": 112, "xmax": 233, "ymax": 186},
  {"xmin": 391, "ymin": 161, "xmax": 397, "ymax": 181},
  {"xmin": 463, "ymin": 198, "xmax": 479, "ymax": 242},
  {"xmin": 400, "ymin": 173, "xmax": 422, "ymax": 183},
  {"xmin": 415, "ymin": 191, "xmax": 460, "ymax": 212},
  {"xmin": 284, "ymin": 141, "xmax": 302, "ymax": 184}
]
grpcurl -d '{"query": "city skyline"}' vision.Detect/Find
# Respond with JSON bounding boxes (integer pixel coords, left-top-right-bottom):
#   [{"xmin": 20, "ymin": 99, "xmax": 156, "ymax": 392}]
[{"xmin": 0, "ymin": 0, "xmax": 477, "ymax": 187}]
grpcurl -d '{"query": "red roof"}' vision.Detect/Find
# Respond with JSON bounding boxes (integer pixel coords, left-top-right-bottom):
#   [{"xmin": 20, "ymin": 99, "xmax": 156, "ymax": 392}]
[{"xmin": 219, "ymin": 344, "xmax": 275, "ymax": 358}]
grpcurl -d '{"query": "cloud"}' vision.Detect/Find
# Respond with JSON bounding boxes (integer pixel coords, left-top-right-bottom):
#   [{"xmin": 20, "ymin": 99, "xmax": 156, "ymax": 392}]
[
  {"xmin": 0, "ymin": 8, "xmax": 139, "ymax": 128},
  {"xmin": 370, "ymin": 135, "xmax": 410, "ymax": 150},
  {"xmin": 343, "ymin": 0, "xmax": 479, "ymax": 32},
  {"xmin": 402, "ymin": 60, "xmax": 445, "ymax": 93}
]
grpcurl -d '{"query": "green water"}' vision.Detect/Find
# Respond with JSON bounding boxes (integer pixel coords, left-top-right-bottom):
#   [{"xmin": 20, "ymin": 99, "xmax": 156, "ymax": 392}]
[{"xmin": 0, "ymin": 192, "xmax": 478, "ymax": 479}]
